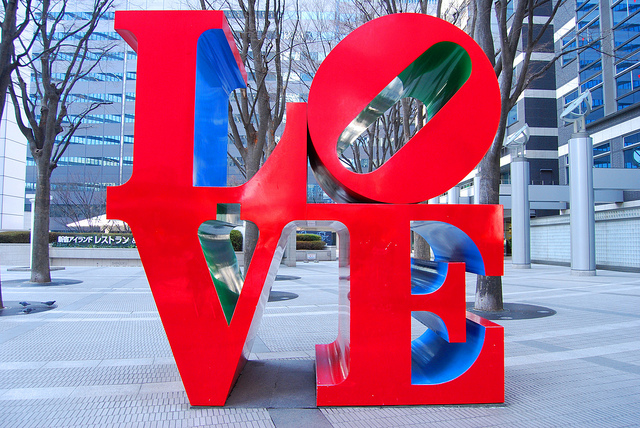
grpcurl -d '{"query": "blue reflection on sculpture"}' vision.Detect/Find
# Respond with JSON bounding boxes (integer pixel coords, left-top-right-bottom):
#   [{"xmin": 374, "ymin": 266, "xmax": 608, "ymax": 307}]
[
  {"xmin": 411, "ymin": 316, "xmax": 485, "ymax": 385},
  {"xmin": 411, "ymin": 258, "xmax": 448, "ymax": 294},
  {"xmin": 194, "ymin": 29, "xmax": 246, "ymax": 187},
  {"xmin": 410, "ymin": 221, "xmax": 486, "ymax": 385},
  {"xmin": 411, "ymin": 221, "xmax": 485, "ymax": 275}
]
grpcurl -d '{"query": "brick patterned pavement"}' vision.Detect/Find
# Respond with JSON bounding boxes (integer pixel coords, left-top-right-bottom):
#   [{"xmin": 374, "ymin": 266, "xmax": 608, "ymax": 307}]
[{"xmin": 1, "ymin": 261, "xmax": 639, "ymax": 427}]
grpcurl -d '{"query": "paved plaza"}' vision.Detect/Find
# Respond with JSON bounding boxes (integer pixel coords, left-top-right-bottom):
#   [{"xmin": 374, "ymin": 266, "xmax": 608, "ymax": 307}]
[{"xmin": 0, "ymin": 260, "xmax": 639, "ymax": 427}]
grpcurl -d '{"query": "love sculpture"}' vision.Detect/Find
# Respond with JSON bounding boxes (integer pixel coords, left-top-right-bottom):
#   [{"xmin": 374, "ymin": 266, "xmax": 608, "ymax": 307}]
[{"xmin": 108, "ymin": 11, "xmax": 504, "ymax": 406}]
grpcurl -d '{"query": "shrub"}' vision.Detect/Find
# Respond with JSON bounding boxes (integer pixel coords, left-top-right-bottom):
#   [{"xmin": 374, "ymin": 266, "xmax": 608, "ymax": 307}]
[
  {"xmin": 296, "ymin": 240, "xmax": 326, "ymax": 250},
  {"xmin": 230, "ymin": 229, "xmax": 243, "ymax": 252},
  {"xmin": 0, "ymin": 231, "xmax": 65, "ymax": 244},
  {"xmin": 0, "ymin": 231, "xmax": 30, "ymax": 243},
  {"xmin": 296, "ymin": 233, "xmax": 322, "ymax": 242}
]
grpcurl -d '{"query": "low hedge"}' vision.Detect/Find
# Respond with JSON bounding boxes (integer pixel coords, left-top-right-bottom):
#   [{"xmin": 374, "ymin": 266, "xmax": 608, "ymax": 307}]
[
  {"xmin": 296, "ymin": 233, "xmax": 322, "ymax": 242},
  {"xmin": 296, "ymin": 240, "xmax": 326, "ymax": 250},
  {"xmin": 230, "ymin": 229, "xmax": 243, "ymax": 252},
  {"xmin": 0, "ymin": 231, "xmax": 62, "ymax": 244}
]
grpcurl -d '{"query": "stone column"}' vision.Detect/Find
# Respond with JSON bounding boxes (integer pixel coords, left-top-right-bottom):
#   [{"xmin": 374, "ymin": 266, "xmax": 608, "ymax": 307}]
[
  {"xmin": 284, "ymin": 229, "xmax": 297, "ymax": 267},
  {"xmin": 510, "ymin": 157, "xmax": 530, "ymax": 268},
  {"xmin": 569, "ymin": 132, "xmax": 596, "ymax": 276},
  {"xmin": 473, "ymin": 175, "xmax": 481, "ymax": 204},
  {"xmin": 447, "ymin": 186, "xmax": 460, "ymax": 204}
]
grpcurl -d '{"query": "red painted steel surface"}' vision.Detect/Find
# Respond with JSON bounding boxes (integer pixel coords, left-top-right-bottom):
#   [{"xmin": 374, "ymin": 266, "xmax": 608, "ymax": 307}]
[
  {"xmin": 308, "ymin": 14, "xmax": 500, "ymax": 203},
  {"xmin": 108, "ymin": 11, "xmax": 504, "ymax": 406}
]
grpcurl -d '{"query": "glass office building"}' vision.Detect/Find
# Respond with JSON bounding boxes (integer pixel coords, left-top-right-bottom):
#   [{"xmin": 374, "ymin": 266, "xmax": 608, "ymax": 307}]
[
  {"xmin": 555, "ymin": 0, "xmax": 640, "ymax": 192},
  {"xmin": 24, "ymin": 1, "xmax": 189, "ymax": 229}
]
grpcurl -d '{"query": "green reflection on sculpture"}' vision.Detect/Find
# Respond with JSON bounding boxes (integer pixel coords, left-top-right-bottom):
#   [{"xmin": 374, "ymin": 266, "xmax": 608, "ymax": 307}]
[
  {"xmin": 337, "ymin": 42, "xmax": 472, "ymax": 156},
  {"xmin": 198, "ymin": 220, "xmax": 244, "ymax": 324}
]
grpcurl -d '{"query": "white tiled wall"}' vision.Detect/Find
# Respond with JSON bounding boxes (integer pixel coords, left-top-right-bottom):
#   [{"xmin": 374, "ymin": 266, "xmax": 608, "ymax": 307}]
[
  {"xmin": 530, "ymin": 206, "xmax": 640, "ymax": 269},
  {"xmin": 0, "ymin": 95, "xmax": 27, "ymax": 230},
  {"xmin": 530, "ymin": 216, "xmax": 571, "ymax": 263}
]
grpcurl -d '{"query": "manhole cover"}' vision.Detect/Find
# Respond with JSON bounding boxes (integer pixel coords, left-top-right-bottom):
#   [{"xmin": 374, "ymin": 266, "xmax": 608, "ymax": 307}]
[
  {"xmin": 268, "ymin": 291, "xmax": 299, "ymax": 302},
  {"xmin": 275, "ymin": 275, "xmax": 301, "ymax": 281},
  {"xmin": 466, "ymin": 302, "xmax": 556, "ymax": 320},
  {"xmin": 2, "ymin": 279, "xmax": 82, "ymax": 287}
]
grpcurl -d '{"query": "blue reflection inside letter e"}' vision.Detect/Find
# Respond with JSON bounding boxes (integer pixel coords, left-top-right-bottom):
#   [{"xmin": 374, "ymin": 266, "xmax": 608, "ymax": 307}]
[{"xmin": 194, "ymin": 30, "xmax": 246, "ymax": 187}]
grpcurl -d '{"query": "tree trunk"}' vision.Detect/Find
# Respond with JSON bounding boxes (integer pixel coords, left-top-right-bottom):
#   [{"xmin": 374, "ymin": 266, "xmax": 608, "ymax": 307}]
[
  {"xmin": 475, "ymin": 274, "xmax": 503, "ymax": 310},
  {"xmin": 243, "ymin": 221, "xmax": 259, "ymax": 277},
  {"xmin": 31, "ymin": 160, "xmax": 52, "ymax": 283},
  {"xmin": 243, "ymin": 148, "xmax": 262, "ymax": 276},
  {"xmin": 0, "ymin": 271, "xmax": 4, "ymax": 308},
  {"xmin": 474, "ymin": 138, "xmax": 504, "ymax": 311},
  {"xmin": 413, "ymin": 232, "xmax": 430, "ymax": 260}
]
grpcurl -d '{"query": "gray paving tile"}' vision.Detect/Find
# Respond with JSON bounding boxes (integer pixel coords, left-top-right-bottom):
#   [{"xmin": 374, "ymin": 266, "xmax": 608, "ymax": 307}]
[{"xmin": 0, "ymin": 262, "xmax": 639, "ymax": 427}]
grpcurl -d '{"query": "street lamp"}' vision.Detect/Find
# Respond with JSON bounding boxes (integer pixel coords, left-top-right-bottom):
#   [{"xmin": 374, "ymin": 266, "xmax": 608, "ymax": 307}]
[{"xmin": 561, "ymin": 90, "xmax": 592, "ymax": 133}]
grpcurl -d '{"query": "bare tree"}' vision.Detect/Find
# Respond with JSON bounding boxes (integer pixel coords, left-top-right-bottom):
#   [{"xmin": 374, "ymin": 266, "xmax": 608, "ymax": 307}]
[
  {"xmin": 471, "ymin": 0, "xmax": 564, "ymax": 311},
  {"xmin": 338, "ymin": 100, "xmax": 422, "ymax": 173},
  {"xmin": 9, "ymin": 0, "xmax": 114, "ymax": 283},
  {"xmin": 1, "ymin": 0, "xmax": 32, "ymax": 123},
  {"xmin": 0, "ymin": 0, "xmax": 33, "ymax": 307},
  {"xmin": 291, "ymin": 0, "xmax": 356, "ymax": 94},
  {"xmin": 199, "ymin": 0, "xmax": 299, "ymax": 272},
  {"xmin": 53, "ymin": 173, "xmax": 107, "ymax": 233}
]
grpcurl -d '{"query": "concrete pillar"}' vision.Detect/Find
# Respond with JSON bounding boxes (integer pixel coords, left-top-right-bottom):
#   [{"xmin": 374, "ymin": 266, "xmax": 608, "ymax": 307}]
[
  {"xmin": 510, "ymin": 158, "xmax": 530, "ymax": 268},
  {"xmin": 569, "ymin": 132, "xmax": 596, "ymax": 276},
  {"xmin": 29, "ymin": 196, "xmax": 36, "ymax": 269},
  {"xmin": 284, "ymin": 229, "xmax": 297, "ymax": 267},
  {"xmin": 473, "ymin": 175, "xmax": 481, "ymax": 204},
  {"xmin": 447, "ymin": 186, "xmax": 460, "ymax": 204}
]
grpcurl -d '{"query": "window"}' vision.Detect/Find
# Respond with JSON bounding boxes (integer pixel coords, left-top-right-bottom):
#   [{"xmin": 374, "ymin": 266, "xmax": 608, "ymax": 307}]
[
  {"xmin": 613, "ymin": 11, "xmax": 640, "ymax": 48},
  {"xmin": 624, "ymin": 132, "xmax": 640, "ymax": 168},
  {"xmin": 594, "ymin": 155, "xmax": 611, "ymax": 168},
  {"xmin": 593, "ymin": 142, "xmax": 610, "ymax": 155},
  {"xmin": 612, "ymin": 0, "xmax": 640, "ymax": 27},
  {"xmin": 562, "ymin": 29, "xmax": 577, "ymax": 65},
  {"xmin": 618, "ymin": 89, "xmax": 640, "ymax": 109},
  {"xmin": 580, "ymin": 60, "xmax": 602, "ymax": 81},
  {"xmin": 616, "ymin": 49, "xmax": 640, "ymax": 73},
  {"xmin": 564, "ymin": 89, "xmax": 579, "ymax": 105},
  {"xmin": 507, "ymin": 105, "xmax": 518, "ymax": 126},
  {"xmin": 623, "ymin": 147, "xmax": 640, "ymax": 167},
  {"xmin": 624, "ymin": 131, "xmax": 640, "ymax": 146},
  {"xmin": 618, "ymin": 36, "xmax": 640, "ymax": 57},
  {"xmin": 593, "ymin": 142, "xmax": 610, "ymax": 168},
  {"xmin": 615, "ymin": 67, "xmax": 640, "ymax": 97},
  {"xmin": 581, "ymin": 75, "xmax": 603, "ymax": 91},
  {"xmin": 586, "ymin": 106, "xmax": 604, "ymax": 123},
  {"xmin": 55, "ymin": 156, "xmax": 130, "ymax": 167},
  {"xmin": 578, "ymin": 42, "xmax": 601, "ymax": 69},
  {"xmin": 614, "ymin": 1, "xmax": 640, "ymax": 111},
  {"xmin": 578, "ymin": 0, "xmax": 599, "ymax": 15},
  {"xmin": 578, "ymin": 23, "xmax": 600, "ymax": 48},
  {"xmin": 578, "ymin": 7, "xmax": 599, "ymax": 29},
  {"xmin": 590, "ymin": 85, "xmax": 604, "ymax": 108}
]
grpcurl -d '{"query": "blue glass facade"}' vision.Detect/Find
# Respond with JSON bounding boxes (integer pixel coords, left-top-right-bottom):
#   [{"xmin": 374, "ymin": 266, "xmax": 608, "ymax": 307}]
[
  {"xmin": 613, "ymin": 0, "xmax": 640, "ymax": 110},
  {"xmin": 623, "ymin": 131, "xmax": 640, "ymax": 167},
  {"xmin": 557, "ymin": 0, "xmax": 640, "ymax": 188},
  {"xmin": 25, "ymin": 11, "xmax": 136, "ymax": 229},
  {"xmin": 575, "ymin": 0, "xmax": 604, "ymax": 123}
]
